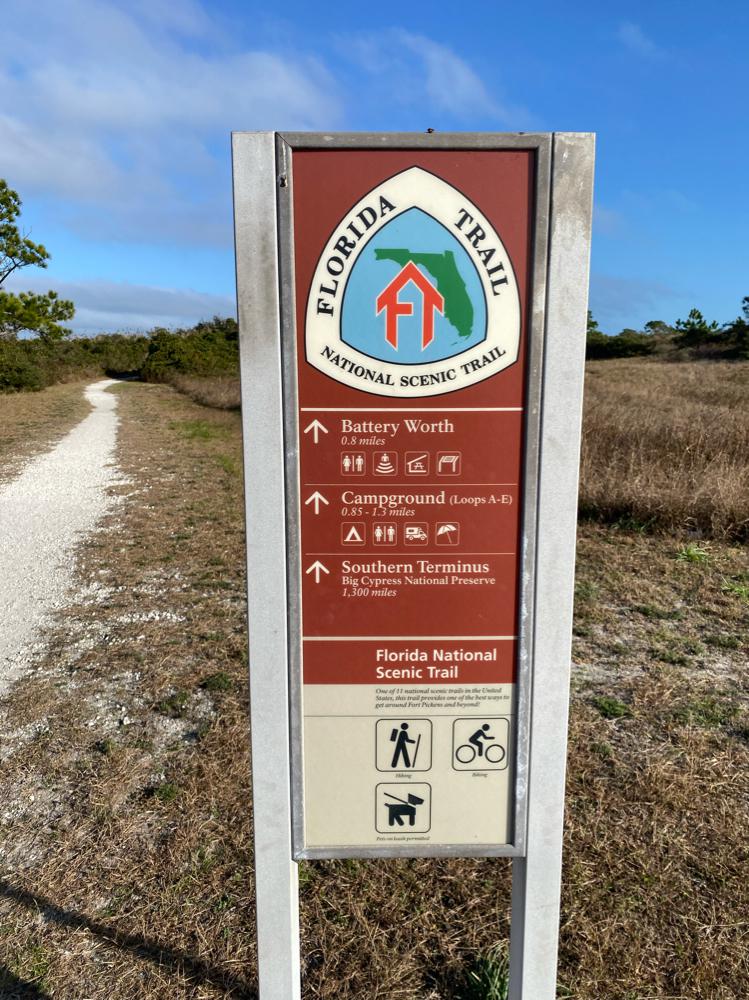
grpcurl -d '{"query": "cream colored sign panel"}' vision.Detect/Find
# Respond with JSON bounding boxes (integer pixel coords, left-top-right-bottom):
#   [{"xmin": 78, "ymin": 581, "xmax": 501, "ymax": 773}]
[{"xmin": 303, "ymin": 683, "xmax": 514, "ymax": 849}]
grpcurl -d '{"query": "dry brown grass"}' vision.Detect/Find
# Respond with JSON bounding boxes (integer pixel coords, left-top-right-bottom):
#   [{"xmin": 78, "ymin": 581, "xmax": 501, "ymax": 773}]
[
  {"xmin": 566, "ymin": 525, "xmax": 749, "ymax": 999},
  {"xmin": 0, "ymin": 380, "xmax": 92, "ymax": 481},
  {"xmin": 164, "ymin": 375, "xmax": 241, "ymax": 411},
  {"xmin": 0, "ymin": 376, "xmax": 747, "ymax": 998},
  {"xmin": 580, "ymin": 359, "xmax": 749, "ymax": 540}
]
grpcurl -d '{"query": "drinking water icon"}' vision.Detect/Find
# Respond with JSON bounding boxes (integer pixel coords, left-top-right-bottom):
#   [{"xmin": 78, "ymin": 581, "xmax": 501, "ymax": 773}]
[
  {"xmin": 375, "ymin": 783, "xmax": 431, "ymax": 833},
  {"xmin": 376, "ymin": 719, "xmax": 432, "ymax": 771},
  {"xmin": 373, "ymin": 451, "xmax": 397, "ymax": 475}
]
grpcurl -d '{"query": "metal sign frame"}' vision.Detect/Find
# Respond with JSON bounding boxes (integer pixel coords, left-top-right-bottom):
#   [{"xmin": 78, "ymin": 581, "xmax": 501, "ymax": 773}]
[{"xmin": 233, "ymin": 131, "xmax": 594, "ymax": 1000}]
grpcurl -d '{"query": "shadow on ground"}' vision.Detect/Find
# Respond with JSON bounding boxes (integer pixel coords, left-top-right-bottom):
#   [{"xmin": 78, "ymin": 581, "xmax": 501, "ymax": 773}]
[
  {"xmin": 0, "ymin": 966, "xmax": 52, "ymax": 999},
  {"xmin": 0, "ymin": 881, "xmax": 257, "ymax": 998}
]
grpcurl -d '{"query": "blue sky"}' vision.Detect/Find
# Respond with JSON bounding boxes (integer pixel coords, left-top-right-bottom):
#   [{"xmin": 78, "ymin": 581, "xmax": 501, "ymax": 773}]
[{"xmin": 2, "ymin": 0, "xmax": 747, "ymax": 334}]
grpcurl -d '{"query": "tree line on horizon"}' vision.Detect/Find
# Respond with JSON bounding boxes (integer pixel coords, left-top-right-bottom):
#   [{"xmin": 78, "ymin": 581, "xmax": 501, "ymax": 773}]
[
  {"xmin": 1, "ymin": 176, "xmax": 747, "ymax": 391},
  {"xmin": 586, "ymin": 302, "xmax": 749, "ymax": 360}
]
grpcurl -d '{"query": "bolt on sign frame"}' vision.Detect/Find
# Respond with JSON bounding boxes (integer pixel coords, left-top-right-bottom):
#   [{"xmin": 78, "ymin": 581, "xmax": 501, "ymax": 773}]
[{"xmin": 232, "ymin": 131, "xmax": 594, "ymax": 1000}]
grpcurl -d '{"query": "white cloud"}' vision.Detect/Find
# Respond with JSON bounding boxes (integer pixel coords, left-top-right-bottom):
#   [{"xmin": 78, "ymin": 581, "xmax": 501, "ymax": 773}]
[
  {"xmin": 593, "ymin": 204, "xmax": 626, "ymax": 236},
  {"xmin": 590, "ymin": 273, "xmax": 683, "ymax": 331},
  {"xmin": 617, "ymin": 21, "xmax": 662, "ymax": 59},
  {"xmin": 6, "ymin": 273, "xmax": 235, "ymax": 333},
  {"xmin": 342, "ymin": 30, "xmax": 533, "ymax": 126},
  {"xmin": 395, "ymin": 33, "xmax": 503, "ymax": 120},
  {"xmin": 0, "ymin": 0, "xmax": 343, "ymax": 245}
]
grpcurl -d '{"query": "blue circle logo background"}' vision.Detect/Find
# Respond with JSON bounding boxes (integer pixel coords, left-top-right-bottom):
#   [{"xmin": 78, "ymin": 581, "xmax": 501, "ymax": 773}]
[{"xmin": 341, "ymin": 208, "xmax": 487, "ymax": 365}]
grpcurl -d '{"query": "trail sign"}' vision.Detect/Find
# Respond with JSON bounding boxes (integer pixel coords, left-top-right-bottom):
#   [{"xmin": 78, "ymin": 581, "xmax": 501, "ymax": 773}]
[{"xmin": 233, "ymin": 132, "xmax": 594, "ymax": 1000}]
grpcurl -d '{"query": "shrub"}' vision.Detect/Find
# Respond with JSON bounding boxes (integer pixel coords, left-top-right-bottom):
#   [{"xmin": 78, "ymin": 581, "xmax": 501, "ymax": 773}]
[
  {"xmin": 586, "ymin": 328, "xmax": 656, "ymax": 359},
  {"xmin": 141, "ymin": 317, "xmax": 238, "ymax": 382},
  {"xmin": 0, "ymin": 339, "xmax": 46, "ymax": 390}
]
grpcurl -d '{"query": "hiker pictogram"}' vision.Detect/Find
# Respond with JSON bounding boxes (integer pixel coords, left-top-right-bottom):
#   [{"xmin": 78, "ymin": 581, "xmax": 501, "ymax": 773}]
[
  {"xmin": 376, "ymin": 719, "xmax": 432, "ymax": 771},
  {"xmin": 376, "ymin": 261, "xmax": 445, "ymax": 351}
]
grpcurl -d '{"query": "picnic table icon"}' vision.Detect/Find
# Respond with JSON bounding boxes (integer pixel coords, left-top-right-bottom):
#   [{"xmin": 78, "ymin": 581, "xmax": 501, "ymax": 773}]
[{"xmin": 383, "ymin": 790, "xmax": 425, "ymax": 827}]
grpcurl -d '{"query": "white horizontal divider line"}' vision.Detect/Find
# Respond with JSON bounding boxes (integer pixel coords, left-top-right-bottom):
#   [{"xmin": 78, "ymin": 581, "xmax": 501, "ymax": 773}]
[
  {"xmin": 303, "ymin": 635, "xmax": 518, "ymax": 641},
  {"xmin": 301, "ymin": 407, "xmax": 523, "ymax": 412},
  {"xmin": 305, "ymin": 483, "xmax": 518, "ymax": 487}
]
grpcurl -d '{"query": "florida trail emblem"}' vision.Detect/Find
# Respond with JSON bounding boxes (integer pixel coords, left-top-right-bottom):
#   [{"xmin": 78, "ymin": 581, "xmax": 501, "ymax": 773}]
[{"xmin": 305, "ymin": 167, "xmax": 521, "ymax": 397}]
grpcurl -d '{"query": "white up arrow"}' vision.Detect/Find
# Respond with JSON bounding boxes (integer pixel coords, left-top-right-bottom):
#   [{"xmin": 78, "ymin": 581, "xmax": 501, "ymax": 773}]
[
  {"xmin": 304, "ymin": 490, "xmax": 329, "ymax": 515},
  {"xmin": 305, "ymin": 560, "xmax": 330, "ymax": 584},
  {"xmin": 303, "ymin": 419, "xmax": 328, "ymax": 444}
]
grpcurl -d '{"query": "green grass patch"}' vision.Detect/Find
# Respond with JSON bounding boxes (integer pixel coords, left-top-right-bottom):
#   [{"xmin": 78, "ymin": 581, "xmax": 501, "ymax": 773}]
[
  {"xmin": 99, "ymin": 886, "xmax": 135, "ymax": 918},
  {"xmin": 169, "ymin": 419, "xmax": 227, "ymax": 441},
  {"xmin": 721, "ymin": 578, "xmax": 749, "ymax": 600},
  {"xmin": 671, "ymin": 696, "xmax": 739, "ymax": 728},
  {"xmin": 216, "ymin": 453, "xmax": 240, "ymax": 476},
  {"xmin": 652, "ymin": 648, "xmax": 689, "ymax": 666},
  {"xmin": 8, "ymin": 942, "xmax": 51, "ymax": 985},
  {"xmin": 633, "ymin": 603, "xmax": 684, "ymax": 620},
  {"xmin": 201, "ymin": 671, "xmax": 233, "ymax": 693},
  {"xmin": 156, "ymin": 689, "xmax": 190, "ymax": 717},
  {"xmin": 153, "ymin": 782, "xmax": 180, "ymax": 804},
  {"xmin": 592, "ymin": 695, "xmax": 633, "ymax": 720},
  {"xmin": 456, "ymin": 945, "xmax": 509, "ymax": 1000},
  {"xmin": 676, "ymin": 543, "xmax": 710, "ymax": 564},
  {"xmin": 297, "ymin": 861, "xmax": 316, "ymax": 891},
  {"xmin": 575, "ymin": 581, "xmax": 600, "ymax": 603},
  {"xmin": 704, "ymin": 632, "xmax": 741, "ymax": 650}
]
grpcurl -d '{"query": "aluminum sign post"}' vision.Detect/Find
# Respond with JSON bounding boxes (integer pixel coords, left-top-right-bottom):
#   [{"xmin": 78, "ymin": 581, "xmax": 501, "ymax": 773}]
[
  {"xmin": 232, "ymin": 131, "xmax": 594, "ymax": 1000},
  {"xmin": 233, "ymin": 131, "xmax": 301, "ymax": 1000},
  {"xmin": 507, "ymin": 132, "xmax": 595, "ymax": 1000}
]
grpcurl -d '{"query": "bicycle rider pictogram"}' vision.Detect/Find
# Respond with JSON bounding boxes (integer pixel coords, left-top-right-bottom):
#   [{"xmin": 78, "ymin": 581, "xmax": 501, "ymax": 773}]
[{"xmin": 452, "ymin": 718, "xmax": 509, "ymax": 771}]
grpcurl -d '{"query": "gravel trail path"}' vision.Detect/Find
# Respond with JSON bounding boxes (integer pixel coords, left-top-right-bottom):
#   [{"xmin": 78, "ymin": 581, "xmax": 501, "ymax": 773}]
[{"xmin": 0, "ymin": 379, "xmax": 122, "ymax": 695}]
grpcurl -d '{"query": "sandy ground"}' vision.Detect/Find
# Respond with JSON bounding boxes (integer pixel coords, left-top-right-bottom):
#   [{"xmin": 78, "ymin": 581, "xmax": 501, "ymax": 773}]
[{"xmin": 0, "ymin": 380, "xmax": 123, "ymax": 696}]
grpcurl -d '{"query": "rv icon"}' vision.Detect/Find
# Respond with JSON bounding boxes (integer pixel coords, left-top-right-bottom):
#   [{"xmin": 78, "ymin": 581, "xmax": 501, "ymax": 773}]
[
  {"xmin": 376, "ymin": 783, "xmax": 431, "ymax": 833},
  {"xmin": 404, "ymin": 523, "xmax": 428, "ymax": 544}
]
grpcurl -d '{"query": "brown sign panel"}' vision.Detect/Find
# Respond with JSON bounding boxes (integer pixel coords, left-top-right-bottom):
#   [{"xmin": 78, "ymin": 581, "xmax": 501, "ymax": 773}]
[{"xmin": 290, "ymin": 149, "xmax": 535, "ymax": 854}]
